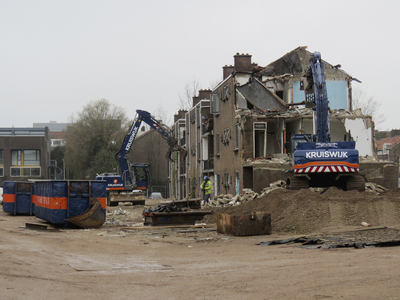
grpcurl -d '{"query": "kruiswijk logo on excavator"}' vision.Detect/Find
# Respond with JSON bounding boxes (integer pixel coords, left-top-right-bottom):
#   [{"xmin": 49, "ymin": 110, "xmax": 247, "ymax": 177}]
[{"xmin": 305, "ymin": 151, "xmax": 348, "ymax": 159}]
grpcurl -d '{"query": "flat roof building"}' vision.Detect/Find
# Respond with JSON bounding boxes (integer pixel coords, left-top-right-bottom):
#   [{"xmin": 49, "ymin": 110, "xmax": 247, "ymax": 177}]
[{"xmin": 0, "ymin": 127, "xmax": 51, "ymax": 186}]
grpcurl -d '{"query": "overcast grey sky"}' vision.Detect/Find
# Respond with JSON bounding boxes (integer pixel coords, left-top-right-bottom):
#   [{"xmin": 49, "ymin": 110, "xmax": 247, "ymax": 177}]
[{"xmin": 1, "ymin": 0, "xmax": 398, "ymax": 130}]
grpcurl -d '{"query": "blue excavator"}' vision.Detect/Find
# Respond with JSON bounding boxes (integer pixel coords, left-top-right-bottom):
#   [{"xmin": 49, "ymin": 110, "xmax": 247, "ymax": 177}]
[
  {"xmin": 96, "ymin": 110, "xmax": 187, "ymax": 206},
  {"xmin": 288, "ymin": 52, "xmax": 365, "ymax": 191}
]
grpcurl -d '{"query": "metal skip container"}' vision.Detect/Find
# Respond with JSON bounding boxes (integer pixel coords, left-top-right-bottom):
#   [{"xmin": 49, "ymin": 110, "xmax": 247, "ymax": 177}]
[
  {"xmin": 3, "ymin": 181, "xmax": 34, "ymax": 215},
  {"xmin": 33, "ymin": 180, "xmax": 107, "ymax": 228},
  {"xmin": 217, "ymin": 212, "xmax": 272, "ymax": 236}
]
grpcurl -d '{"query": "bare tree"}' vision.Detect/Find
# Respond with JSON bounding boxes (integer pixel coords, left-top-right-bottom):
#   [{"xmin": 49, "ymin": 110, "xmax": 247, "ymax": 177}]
[
  {"xmin": 152, "ymin": 102, "xmax": 172, "ymax": 126},
  {"xmin": 352, "ymin": 87, "xmax": 384, "ymax": 128},
  {"xmin": 209, "ymin": 77, "xmax": 222, "ymax": 91},
  {"xmin": 178, "ymin": 78, "xmax": 200, "ymax": 110},
  {"xmin": 64, "ymin": 99, "xmax": 128, "ymax": 179}
]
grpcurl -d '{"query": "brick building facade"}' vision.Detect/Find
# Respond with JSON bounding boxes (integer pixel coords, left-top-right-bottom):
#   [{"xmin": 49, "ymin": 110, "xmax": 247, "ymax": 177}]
[{"xmin": 168, "ymin": 47, "xmax": 375, "ymax": 199}]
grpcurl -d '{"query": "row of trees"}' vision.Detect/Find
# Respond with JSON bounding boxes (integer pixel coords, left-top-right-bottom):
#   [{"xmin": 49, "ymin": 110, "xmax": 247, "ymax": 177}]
[{"xmin": 63, "ymin": 99, "xmax": 129, "ymax": 179}]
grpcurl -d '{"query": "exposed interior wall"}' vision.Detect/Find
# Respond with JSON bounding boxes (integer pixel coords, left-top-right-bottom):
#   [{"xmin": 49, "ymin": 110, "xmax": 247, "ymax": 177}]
[
  {"xmin": 343, "ymin": 118, "xmax": 374, "ymax": 157},
  {"xmin": 266, "ymin": 121, "xmax": 275, "ymax": 156},
  {"xmin": 330, "ymin": 119, "xmax": 348, "ymax": 141}
]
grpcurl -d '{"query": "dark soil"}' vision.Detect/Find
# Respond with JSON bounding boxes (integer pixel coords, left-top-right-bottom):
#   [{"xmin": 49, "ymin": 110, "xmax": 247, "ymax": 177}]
[{"xmin": 203, "ymin": 187, "xmax": 400, "ymax": 234}]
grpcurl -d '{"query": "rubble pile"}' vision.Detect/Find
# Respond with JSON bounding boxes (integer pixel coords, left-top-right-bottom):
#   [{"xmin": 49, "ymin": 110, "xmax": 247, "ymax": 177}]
[
  {"xmin": 143, "ymin": 204, "xmax": 182, "ymax": 213},
  {"xmin": 204, "ymin": 180, "xmax": 286, "ymax": 208},
  {"xmin": 203, "ymin": 185, "xmax": 400, "ymax": 234},
  {"xmin": 204, "ymin": 180, "xmax": 389, "ymax": 208},
  {"xmin": 365, "ymin": 182, "xmax": 389, "ymax": 194}
]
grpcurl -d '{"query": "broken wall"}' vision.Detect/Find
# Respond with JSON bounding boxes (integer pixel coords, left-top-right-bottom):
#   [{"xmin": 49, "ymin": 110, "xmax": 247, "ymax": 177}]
[{"xmin": 343, "ymin": 118, "xmax": 374, "ymax": 157}]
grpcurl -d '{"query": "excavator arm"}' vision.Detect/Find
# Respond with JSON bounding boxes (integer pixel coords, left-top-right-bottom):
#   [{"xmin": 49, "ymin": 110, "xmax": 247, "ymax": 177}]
[
  {"xmin": 310, "ymin": 52, "xmax": 331, "ymax": 143},
  {"xmin": 116, "ymin": 109, "xmax": 187, "ymax": 189}
]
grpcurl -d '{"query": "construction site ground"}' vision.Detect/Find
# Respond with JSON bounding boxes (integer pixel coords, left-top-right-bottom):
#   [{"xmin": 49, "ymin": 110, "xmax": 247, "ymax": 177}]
[{"xmin": 2, "ymin": 188, "xmax": 400, "ymax": 299}]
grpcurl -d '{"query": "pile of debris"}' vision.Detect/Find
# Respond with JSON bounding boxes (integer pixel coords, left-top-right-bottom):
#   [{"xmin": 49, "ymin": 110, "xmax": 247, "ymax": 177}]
[
  {"xmin": 204, "ymin": 180, "xmax": 286, "ymax": 208},
  {"xmin": 204, "ymin": 180, "xmax": 389, "ymax": 208},
  {"xmin": 365, "ymin": 182, "xmax": 388, "ymax": 194},
  {"xmin": 143, "ymin": 204, "xmax": 182, "ymax": 213}
]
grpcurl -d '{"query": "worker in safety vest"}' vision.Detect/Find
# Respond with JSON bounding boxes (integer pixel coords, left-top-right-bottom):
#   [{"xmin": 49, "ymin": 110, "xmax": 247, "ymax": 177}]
[{"xmin": 200, "ymin": 176, "xmax": 213, "ymax": 204}]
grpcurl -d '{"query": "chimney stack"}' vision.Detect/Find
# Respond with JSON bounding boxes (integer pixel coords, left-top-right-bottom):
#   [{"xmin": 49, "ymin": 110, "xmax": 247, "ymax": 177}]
[
  {"xmin": 198, "ymin": 89, "xmax": 211, "ymax": 100},
  {"xmin": 234, "ymin": 53, "xmax": 252, "ymax": 72},
  {"xmin": 174, "ymin": 110, "xmax": 187, "ymax": 123},
  {"xmin": 192, "ymin": 96, "xmax": 200, "ymax": 107},
  {"xmin": 223, "ymin": 65, "xmax": 235, "ymax": 80}
]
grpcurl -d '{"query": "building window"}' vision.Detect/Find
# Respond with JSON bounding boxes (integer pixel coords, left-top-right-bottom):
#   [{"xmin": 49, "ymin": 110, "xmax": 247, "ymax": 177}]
[
  {"xmin": 253, "ymin": 122, "xmax": 267, "ymax": 158},
  {"xmin": 223, "ymin": 85, "xmax": 230, "ymax": 101},
  {"xmin": 51, "ymin": 139, "xmax": 66, "ymax": 147},
  {"xmin": 23, "ymin": 150, "xmax": 40, "ymax": 165},
  {"xmin": 11, "ymin": 168, "xmax": 20, "ymax": 176},
  {"xmin": 234, "ymin": 124, "xmax": 239, "ymax": 150},
  {"xmin": 223, "ymin": 128, "xmax": 230, "ymax": 145},
  {"xmin": 223, "ymin": 172, "xmax": 230, "ymax": 188},
  {"xmin": 10, "ymin": 167, "xmax": 41, "ymax": 177},
  {"xmin": 235, "ymin": 171, "xmax": 239, "ymax": 195},
  {"xmin": 199, "ymin": 176, "xmax": 202, "ymax": 197},
  {"xmin": 216, "ymin": 132, "xmax": 220, "ymax": 155},
  {"xmin": 216, "ymin": 174, "xmax": 220, "ymax": 194},
  {"xmin": 0, "ymin": 150, "xmax": 3, "ymax": 177},
  {"xmin": 276, "ymin": 90, "xmax": 284, "ymax": 100},
  {"xmin": 10, "ymin": 150, "xmax": 41, "ymax": 177},
  {"xmin": 11, "ymin": 150, "xmax": 22, "ymax": 165},
  {"xmin": 210, "ymin": 93, "xmax": 220, "ymax": 114}
]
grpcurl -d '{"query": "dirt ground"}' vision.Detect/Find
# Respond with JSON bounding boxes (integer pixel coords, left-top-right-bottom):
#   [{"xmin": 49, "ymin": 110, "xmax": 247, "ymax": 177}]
[{"xmin": 2, "ymin": 190, "xmax": 400, "ymax": 299}]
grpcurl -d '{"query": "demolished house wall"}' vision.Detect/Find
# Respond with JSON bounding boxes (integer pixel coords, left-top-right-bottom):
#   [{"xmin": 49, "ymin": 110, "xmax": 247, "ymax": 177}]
[
  {"xmin": 168, "ymin": 48, "xmax": 390, "ymax": 199},
  {"xmin": 184, "ymin": 99, "xmax": 212, "ymax": 200},
  {"xmin": 343, "ymin": 117, "xmax": 374, "ymax": 157},
  {"xmin": 260, "ymin": 47, "xmax": 352, "ymax": 111},
  {"xmin": 212, "ymin": 75, "xmax": 243, "ymax": 196}
]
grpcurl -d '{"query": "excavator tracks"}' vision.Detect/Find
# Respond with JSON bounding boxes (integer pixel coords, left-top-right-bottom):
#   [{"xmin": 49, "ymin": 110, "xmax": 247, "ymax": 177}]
[
  {"xmin": 345, "ymin": 174, "xmax": 366, "ymax": 192},
  {"xmin": 288, "ymin": 176, "xmax": 309, "ymax": 190}
]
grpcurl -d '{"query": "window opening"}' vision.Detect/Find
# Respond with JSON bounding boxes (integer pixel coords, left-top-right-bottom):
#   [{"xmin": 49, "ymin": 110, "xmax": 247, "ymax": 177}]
[{"xmin": 253, "ymin": 122, "xmax": 267, "ymax": 158}]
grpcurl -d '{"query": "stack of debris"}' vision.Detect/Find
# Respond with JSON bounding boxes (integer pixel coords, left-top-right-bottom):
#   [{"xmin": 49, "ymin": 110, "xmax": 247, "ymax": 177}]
[
  {"xmin": 143, "ymin": 204, "xmax": 182, "ymax": 213},
  {"xmin": 365, "ymin": 182, "xmax": 388, "ymax": 194},
  {"xmin": 204, "ymin": 180, "xmax": 388, "ymax": 208},
  {"xmin": 204, "ymin": 180, "xmax": 286, "ymax": 208}
]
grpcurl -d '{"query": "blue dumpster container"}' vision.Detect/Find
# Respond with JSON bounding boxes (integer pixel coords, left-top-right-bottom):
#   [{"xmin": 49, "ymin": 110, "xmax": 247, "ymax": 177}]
[
  {"xmin": 3, "ymin": 181, "xmax": 34, "ymax": 215},
  {"xmin": 33, "ymin": 180, "xmax": 106, "ymax": 225}
]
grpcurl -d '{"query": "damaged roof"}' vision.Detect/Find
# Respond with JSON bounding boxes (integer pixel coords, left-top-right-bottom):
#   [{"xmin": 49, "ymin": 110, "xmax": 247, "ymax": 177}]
[
  {"xmin": 258, "ymin": 46, "xmax": 306, "ymax": 76},
  {"xmin": 238, "ymin": 106, "xmax": 371, "ymax": 123},
  {"xmin": 236, "ymin": 77, "xmax": 288, "ymax": 111},
  {"xmin": 256, "ymin": 46, "xmax": 360, "ymax": 82}
]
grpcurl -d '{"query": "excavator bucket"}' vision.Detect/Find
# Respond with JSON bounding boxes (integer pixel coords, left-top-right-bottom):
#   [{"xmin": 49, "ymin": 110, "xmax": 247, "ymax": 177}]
[{"xmin": 66, "ymin": 197, "xmax": 105, "ymax": 229}]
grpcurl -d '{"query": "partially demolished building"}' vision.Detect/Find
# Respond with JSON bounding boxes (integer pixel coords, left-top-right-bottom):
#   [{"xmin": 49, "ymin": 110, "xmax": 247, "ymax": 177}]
[{"xmin": 168, "ymin": 46, "xmax": 386, "ymax": 200}]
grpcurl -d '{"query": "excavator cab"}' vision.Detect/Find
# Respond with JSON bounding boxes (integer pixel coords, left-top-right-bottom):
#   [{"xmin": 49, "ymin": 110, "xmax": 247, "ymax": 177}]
[
  {"xmin": 131, "ymin": 164, "xmax": 151, "ymax": 191},
  {"xmin": 288, "ymin": 134, "xmax": 312, "ymax": 154}
]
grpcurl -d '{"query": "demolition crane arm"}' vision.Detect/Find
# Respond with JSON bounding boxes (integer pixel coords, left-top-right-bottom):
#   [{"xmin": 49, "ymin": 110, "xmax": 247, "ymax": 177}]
[
  {"xmin": 310, "ymin": 52, "xmax": 331, "ymax": 143},
  {"xmin": 116, "ymin": 109, "xmax": 186, "ymax": 189}
]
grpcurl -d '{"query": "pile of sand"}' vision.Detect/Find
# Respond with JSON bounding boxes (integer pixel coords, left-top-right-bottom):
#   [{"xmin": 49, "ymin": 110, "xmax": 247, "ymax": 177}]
[{"xmin": 203, "ymin": 187, "xmax": 400, "ymax": 234}]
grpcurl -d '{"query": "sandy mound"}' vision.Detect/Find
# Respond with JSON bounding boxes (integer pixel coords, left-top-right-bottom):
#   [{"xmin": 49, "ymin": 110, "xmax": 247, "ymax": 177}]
[{"xmin": 203, "ymin": 187, "xmax": 400, "ymax": 234}]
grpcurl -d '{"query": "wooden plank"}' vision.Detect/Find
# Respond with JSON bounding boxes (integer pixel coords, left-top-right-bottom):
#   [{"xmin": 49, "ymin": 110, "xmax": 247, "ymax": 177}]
[
  {"xmin": 120, "ymin": 224, "xmax": 216, "ymax": 230},
  {"xmin": 144, "ymin": 211, "xmax": 212, "ymax": 217},
  {"xmin": 25, "ymin": 223, "xmax": 56, "ymax": 230}
]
